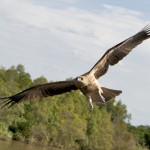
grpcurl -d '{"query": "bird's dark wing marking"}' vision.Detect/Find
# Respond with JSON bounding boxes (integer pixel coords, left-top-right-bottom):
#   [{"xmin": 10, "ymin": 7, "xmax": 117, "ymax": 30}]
[
  {"xmin": 0, "ymin": 80, "xmax": 77, "ymax": 108},
  {"xmin": 89, "ymin": 25, "xmax": 150, "ymax": 79}
]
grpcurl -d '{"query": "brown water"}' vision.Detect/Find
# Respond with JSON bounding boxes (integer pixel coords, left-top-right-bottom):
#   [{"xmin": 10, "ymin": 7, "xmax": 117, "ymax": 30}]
[{"xmin": 0, "ymin": 140, "xmax": 60, "ymax": 150}]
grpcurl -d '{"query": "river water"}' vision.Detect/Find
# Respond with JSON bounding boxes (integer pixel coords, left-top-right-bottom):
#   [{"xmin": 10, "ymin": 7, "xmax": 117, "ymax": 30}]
[{"xmin": 0, "ymin": 140, "xmax": 60, "ymax": 150}]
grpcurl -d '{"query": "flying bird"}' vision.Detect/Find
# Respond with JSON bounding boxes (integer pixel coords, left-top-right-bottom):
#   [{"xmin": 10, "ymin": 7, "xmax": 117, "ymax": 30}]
[{"xmin": 0, "ymin": 25, "xmax": 150, "ymax": 109}]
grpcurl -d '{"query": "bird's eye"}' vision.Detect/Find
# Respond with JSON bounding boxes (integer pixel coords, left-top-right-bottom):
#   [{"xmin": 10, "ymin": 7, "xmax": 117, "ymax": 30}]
[{"xmin": 80, "ymin": 77, "xmax": 83, "ymax": 80}]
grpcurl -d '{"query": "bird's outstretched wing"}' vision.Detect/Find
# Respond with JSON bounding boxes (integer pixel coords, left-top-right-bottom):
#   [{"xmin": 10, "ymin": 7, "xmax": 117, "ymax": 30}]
[
  {"xmin": 0, "ymin": 80, "xmax": 77, "ymax": 108},
  {"xmin": 89, "ymin": 25, "xmax": 150, "ymax": 79}
]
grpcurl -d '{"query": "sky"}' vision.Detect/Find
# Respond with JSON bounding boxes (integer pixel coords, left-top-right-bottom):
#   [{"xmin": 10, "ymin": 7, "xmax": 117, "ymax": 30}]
[{"xmin": 0, "ymin": 0, "xmax": 150, "ymax": 125}]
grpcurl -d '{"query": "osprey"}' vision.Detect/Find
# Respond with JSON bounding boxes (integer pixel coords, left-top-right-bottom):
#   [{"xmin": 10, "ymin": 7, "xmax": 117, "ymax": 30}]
[{"xmin": 0, "ymin": 25, "xmax": 150, "ymax": 109}]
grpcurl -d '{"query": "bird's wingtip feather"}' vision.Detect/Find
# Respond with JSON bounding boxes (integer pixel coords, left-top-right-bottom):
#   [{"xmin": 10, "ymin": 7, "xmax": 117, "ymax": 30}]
[
  {"xmin": 141, "ymin": 24, "xmax": 150, "ymax": 35},
  {"xmin": 0, "ymin": 97, "xmax": 14, "ymax": 108}
]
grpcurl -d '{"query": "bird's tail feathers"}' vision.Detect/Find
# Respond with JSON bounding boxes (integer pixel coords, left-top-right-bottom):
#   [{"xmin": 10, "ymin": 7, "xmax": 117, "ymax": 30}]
[
  {"xmin": 101, "ymin": 87, "xmax": 122, "ymax": 102},
  {"xmin": 90, "ymin": 87, "xmax": 122, "ymax": 103}
]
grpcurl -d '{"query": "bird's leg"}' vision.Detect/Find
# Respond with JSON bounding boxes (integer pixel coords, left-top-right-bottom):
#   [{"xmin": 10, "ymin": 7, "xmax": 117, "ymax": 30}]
[
  {"xmin": 99, "ymin": 92, "xmax": 105, "ymax": 103},
  {"xmin": 88, "ymin": 96, "xmax": 94, "ymax": 110}
]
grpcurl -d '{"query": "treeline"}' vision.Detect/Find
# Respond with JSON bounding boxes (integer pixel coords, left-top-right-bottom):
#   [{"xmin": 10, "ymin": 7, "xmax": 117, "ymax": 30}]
[{"xmin": 0, "ymin": 64, "xmax": 149, "ymax": 150}]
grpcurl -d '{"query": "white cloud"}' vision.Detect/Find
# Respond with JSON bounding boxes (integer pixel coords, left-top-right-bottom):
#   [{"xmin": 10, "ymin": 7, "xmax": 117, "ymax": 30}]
[
  {"xmin": 102, "ymin": 4, "xmax": 142, "ymax": 17},
  {"xmin": 63, "ymin": 0, "xmax": 79, "ymax": 3},
  {"xmin": 1, "ymin": 0, "xmax": 148, "ymax": 59}
]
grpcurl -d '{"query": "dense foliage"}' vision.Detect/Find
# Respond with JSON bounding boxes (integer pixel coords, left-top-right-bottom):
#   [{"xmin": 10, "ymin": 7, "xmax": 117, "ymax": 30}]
[
  {"xmin": 129, "ymin": 125, "xmax": 150, "ymax": 149},
  {"xmin": 0, "ymin": 65, "xmax": 149, "ymax": 150}
]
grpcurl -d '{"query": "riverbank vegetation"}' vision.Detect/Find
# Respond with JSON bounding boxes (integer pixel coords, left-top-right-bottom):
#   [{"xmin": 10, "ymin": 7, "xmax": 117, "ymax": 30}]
[{"xmin": 0, "ymin": 64, "xmax": 149, "ymax": 150}]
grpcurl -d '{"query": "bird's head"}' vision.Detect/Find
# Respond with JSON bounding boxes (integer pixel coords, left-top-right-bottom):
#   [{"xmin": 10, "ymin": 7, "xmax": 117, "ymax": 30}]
[
  {"xmin": 76, "ymin": 76, "xmax": 84, "ymax": 82},
  {"xmin": 76, "ymin": 76, "xmax": 87, "ymax": 88},
  {"xmin": 76, "ymin": 76, "xmax": 88, "ymax": 87}
]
